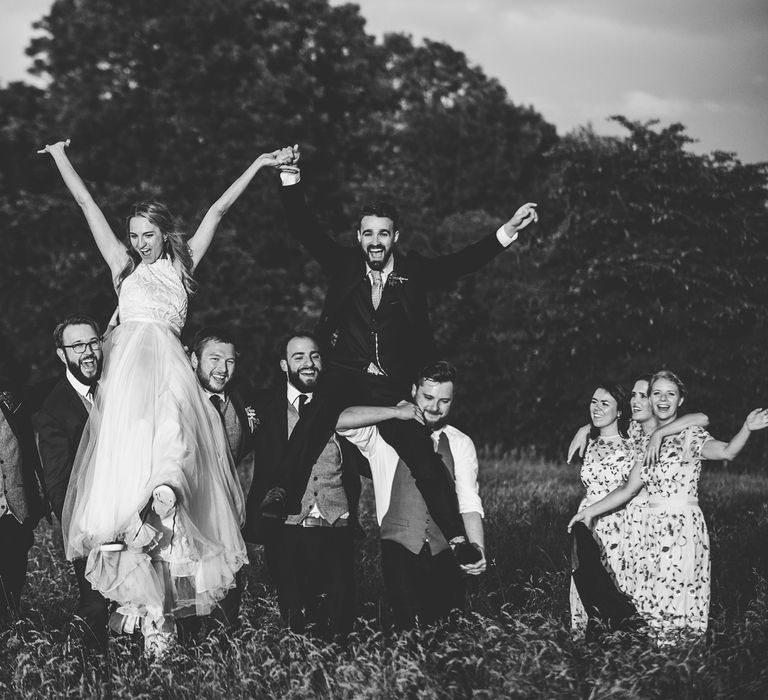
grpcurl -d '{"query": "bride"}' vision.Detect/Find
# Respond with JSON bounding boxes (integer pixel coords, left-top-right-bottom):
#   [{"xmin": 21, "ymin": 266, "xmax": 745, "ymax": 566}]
[{"xmin": 40, "ymin": 139, "xmax": 288, "ymax": 653}]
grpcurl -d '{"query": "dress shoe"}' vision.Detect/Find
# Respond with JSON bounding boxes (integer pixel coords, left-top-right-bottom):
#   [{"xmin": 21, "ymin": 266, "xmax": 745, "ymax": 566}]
[{"xmin": 451, "ymin": 539, "xmax": 482, "ymax": 566}]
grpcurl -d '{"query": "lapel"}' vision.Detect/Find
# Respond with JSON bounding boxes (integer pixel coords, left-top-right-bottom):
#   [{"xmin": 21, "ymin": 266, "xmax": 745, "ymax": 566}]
[
  {"xmin": 335, "ymin": 254, "xmax": 369, "ymax": 308},
  {"xmin": 62, "ymin": 379, "xmax": 90, "ymax": 425},
  {"xmin": 0, "ymin": 399, "xmax": 18, "ymax": 437},
  {"xmin": 227, "ymin": 387, "xmax": 248, "ymax": 433},
  {"xmin": 388, "ymin": 253, "xmax": 414, "ymax": 321}
]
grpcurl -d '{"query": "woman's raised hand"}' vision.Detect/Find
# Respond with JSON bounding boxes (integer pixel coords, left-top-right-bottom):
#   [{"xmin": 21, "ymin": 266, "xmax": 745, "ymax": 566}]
[
  {"xmin": 745, "ymin": 408, "xmax": 768, "ymax": 432},
  {"xmin": 37, "ymin": 139, "xmax": 71, "ymax": 155}
]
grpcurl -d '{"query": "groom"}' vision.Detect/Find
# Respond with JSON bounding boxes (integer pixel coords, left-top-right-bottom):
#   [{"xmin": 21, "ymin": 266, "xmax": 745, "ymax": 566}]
[{"xmin": 261, "ymin": 146, "xmax": 537, "ymax": 564}]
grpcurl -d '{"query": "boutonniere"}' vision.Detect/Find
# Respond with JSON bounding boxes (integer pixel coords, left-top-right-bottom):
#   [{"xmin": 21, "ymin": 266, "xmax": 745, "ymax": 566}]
[
  {"xmin": 387, "ymin": 274, "xmax": 409, "ymax": 287},
  {"xmin": 245, "ymin": 407, "xmax": 259, "ymax": 432}
]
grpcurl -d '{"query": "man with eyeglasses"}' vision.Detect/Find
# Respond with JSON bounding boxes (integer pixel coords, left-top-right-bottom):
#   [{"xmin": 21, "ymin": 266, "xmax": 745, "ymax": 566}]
[{"xmin": 33, "ymin": 313, "xmax": 108, "ymax": 652}]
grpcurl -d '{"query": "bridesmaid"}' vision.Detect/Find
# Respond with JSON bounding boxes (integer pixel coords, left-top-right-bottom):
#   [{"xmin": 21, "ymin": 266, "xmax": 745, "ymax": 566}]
[
  {"xmin": 569, "ymin": 370, "xmax": 768, "ymax": 642},
  {"xmin": 569, "ymin": 381, "xmax": 633, "ymax": 633}
]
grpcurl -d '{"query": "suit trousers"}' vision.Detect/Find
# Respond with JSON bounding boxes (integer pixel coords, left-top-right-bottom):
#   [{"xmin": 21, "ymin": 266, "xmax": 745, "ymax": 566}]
[
  {"xmin": 279, "ymin": 365, "xmax": 466, "ymax": 542},
  {"xmin": 0, "ymin": 515, "xmax": 34, "ymax": 627},
  {"xmin": 265, "ymin": 523, "xmax": 354, "ymax": 639},
  {"xmin": 380, "ymin": 538, "xmax": 465, "ymax": 629},
  {"xmin": 71, "ymin": 557, "xmax": 111, "ymax": 651}
]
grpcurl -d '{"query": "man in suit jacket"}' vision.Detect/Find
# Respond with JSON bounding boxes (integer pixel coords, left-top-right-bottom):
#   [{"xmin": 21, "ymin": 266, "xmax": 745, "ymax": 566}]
[
  {"xmin": 338, "ymin": 361, "xmax": 486, "ymax": 628},
  {"xmin": 33, "ymin": 314, "xmax": 109, "ymax": 650},
  {"xmin": 244, "ymin": 332, "xmax": 364, "ymax": 639},
  {"xmin": 190, "ymin": 327, "xmax": 256, "ymax": 492},
  {"xmin": 0, "ymin": 339, "xmax": 47, "ymax": 627},
  {"xmin": 182, "ymin": 327, "xmax": 256, "ymax": 638},
  {"xmin": 261, "ymin": 146, "xmax": 536, "ymax": 565}
]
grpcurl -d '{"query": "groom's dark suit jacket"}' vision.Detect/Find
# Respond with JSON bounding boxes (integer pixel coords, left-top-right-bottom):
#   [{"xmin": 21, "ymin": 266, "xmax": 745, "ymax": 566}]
[
  {"xmin": 280, "ymin": 181, "xmax": 510, "ymax": 382},
  {"xmin": 243, "ymin": 386, "xmax": 366, "ymax": 545},
  {"xmin": 32, "ymin": 377, "xmax": 89, "ymax": 522}
]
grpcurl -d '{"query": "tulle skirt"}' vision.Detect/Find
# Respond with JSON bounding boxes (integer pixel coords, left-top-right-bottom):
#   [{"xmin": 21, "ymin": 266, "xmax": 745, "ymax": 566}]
[{"xmin": 62, "ymin": 318, "xmax": 247, "ymax": 623}]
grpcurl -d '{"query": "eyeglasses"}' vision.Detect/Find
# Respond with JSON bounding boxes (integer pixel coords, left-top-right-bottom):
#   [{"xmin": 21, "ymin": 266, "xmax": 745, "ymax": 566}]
[{"xmin": 61, "ymin": 339, "xmax": 103, "ymax": 354}]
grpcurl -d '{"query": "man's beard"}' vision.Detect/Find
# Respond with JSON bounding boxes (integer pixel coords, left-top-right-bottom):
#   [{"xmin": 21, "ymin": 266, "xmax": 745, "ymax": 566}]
[
  {"xmin": 288, "ymin": 367, "xmax": 318, "ymax": 393},
  {"xmin": 67, "ymin": 356, "xmax": 102, "ymax": 387},
  {"xmin": 196, "ymin": 365, "xmax": 228, "ymax": 394},
  {"xmin": 425, "ymin": 413, "xmax": 449, "ymax": 432},
  {"xmin": 365, "ymin": 245, "xmax": 393, "ymax": 271}
]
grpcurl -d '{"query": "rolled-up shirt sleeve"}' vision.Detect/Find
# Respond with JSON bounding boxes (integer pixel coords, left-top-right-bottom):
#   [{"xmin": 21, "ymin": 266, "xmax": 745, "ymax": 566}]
[
  {"xmin": 337, "ymin": 425, "xmax": 399, "ymax": 524},
  {"xmin": 444, "ymin": 428, "xmax": 484, "ymax": 517}
]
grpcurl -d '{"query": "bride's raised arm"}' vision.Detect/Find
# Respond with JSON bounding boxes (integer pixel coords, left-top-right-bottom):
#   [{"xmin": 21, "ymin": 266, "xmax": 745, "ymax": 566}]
[
  {"xmin": 187, "ymin": 146, "xmax": 295, "ymax": 271},
  {"xmin": 39, "ymin": 140, "xmax": 129, "ymax": 279}
]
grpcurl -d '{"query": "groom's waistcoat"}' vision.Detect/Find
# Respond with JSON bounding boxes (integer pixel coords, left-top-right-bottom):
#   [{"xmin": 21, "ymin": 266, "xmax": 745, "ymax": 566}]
[{"xmin": 380, "ymin": 433, "xmax": 455, "ymax": 556}]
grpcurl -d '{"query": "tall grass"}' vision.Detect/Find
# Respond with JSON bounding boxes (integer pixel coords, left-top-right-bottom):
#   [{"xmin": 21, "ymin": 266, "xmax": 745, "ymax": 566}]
[{"xmin": 1, "ymin": 456, "xmax": 767, "ymax": 699}]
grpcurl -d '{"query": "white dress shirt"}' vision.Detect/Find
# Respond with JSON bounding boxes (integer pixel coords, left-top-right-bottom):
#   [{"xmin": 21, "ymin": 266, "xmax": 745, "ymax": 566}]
[
  {"xmin": 66, "ymin": 369, "xmax": 94, "ymax": 406},
  {"xmin": 337, "ymin": 423, "xmax": 483, "ymax": 525}
]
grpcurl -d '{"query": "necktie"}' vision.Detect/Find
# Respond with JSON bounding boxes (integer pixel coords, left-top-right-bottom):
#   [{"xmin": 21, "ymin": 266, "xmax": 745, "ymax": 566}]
[
  {"xmin": 370, "ymin": 270, "xmax": 383, "ymax": 310},
  {"xmin": 87, "ymin": 384, "xmax": 98, "ymax": 404},
  {"xmin": 435, "ymin": 431, "xmax": 455, "ymax": 478},
  {"xmin": 297, "ymin": 394, "xmax": 308, "ymax": 416},
  {"xmin": 210, "ymin": 394, "xmax": 224, "ymax": 415}
]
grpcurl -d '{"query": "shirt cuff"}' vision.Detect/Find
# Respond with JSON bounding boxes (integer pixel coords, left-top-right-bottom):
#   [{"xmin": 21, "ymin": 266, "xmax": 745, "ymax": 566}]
[
  {"xmin": 496, "ymin": 224, "xmax": 518, "ymax": 247},
  {"xmin": 280, "ymin": 170, "xmax": 301, "ymax": 186}
]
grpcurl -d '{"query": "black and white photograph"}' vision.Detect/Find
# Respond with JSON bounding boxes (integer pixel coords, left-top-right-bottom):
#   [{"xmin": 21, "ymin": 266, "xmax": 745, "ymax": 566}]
[{"xmin": 0, "ymin": 0, "xmax": 767, "ymax": 697}]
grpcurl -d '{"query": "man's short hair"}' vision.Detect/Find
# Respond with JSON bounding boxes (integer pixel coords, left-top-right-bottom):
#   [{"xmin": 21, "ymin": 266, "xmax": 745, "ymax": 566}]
[
  {"xmin": 358, "ymin": 201, "xmax": 400, "ymax": 233},
  {"xmin": 192, "ymin": 327, "xmax": 239, "ymax": 359},
  {"xmin": 278, "ymin": 330, "xmax": 320, "ymax": 360},
  {"xmin": 416, "ymin": 360, "xmax": 457, "ymax": 386},
  {"xmin": 53, "ymin": 314, "xmax": 101, "ymax": 349}
]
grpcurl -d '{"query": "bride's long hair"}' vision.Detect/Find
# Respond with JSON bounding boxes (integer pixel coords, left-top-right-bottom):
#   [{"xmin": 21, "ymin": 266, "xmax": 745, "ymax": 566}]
[{"xmin": 116, "ymin": 200, "xmax": 197, "ymax": 295}]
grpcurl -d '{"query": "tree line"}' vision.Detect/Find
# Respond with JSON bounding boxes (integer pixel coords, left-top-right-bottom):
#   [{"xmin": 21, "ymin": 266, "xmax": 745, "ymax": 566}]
[{"xmin": 1, "ymin": 0, "xmax": 766, "ymax": 463}]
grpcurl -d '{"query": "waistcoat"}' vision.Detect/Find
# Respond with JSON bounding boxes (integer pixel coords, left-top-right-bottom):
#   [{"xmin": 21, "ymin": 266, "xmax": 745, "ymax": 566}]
[{"xmin": 380, "ymin": 432, "xmax": 455, "ymax": 555}]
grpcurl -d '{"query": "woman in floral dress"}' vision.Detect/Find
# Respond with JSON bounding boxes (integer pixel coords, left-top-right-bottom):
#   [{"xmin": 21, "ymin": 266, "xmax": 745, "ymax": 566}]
[
  {"xmin": 569, "ymin": 370, "xmax": 768, "ymax": 641},
  {"xmin": 569, "ymin": 382, "xmax": 633, "ymax": 633},
  {"xmin": 568, "ymin": 375, "xmax": 709, "ymax": 604}
]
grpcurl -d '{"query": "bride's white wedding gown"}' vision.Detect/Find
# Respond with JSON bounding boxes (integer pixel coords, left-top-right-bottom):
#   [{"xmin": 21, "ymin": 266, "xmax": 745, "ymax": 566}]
[{"xmin": 62, "ymin": 257, "xmax": 247, "ymax": 627}]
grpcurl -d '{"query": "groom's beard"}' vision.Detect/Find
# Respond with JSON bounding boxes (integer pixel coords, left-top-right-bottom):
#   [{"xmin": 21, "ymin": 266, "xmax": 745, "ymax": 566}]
[
  {"xmin": 364, "ymin": 244, "xmax": 394, "ymax": 271},
  {"xmin": 66, "ymin": 354, "xmax": 102, "ymax": 387}
]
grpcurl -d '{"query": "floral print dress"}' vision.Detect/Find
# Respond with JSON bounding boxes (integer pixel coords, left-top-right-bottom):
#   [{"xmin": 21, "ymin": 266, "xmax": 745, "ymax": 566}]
[
  {"xmin": 570, "ymin": 434, "xmax": 636, "ymax": 632},
  {"xmin": 623, "ymin": 421, "xmax": 650, "ymax": 597},
  {"xmin": 637, "ymin": 425, "xmax": 711, "ymax": 641}
]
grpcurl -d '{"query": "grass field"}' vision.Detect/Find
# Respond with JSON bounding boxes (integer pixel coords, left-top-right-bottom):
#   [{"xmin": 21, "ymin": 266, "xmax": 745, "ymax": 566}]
[{"xmin": 2, "ymin": 456, "xmax": 767, "ymax": 699}]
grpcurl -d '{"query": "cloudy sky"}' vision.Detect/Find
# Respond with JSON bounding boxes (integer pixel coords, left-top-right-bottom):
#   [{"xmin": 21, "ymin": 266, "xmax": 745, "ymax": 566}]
[{"xmin": 2, "ymin": 0, "xmax": 766, "ymax": 161}]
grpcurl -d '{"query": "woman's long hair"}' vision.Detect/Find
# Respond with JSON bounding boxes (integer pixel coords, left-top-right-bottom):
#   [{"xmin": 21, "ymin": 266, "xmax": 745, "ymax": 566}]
[
  {"xmin": 116, "ymin": 201, "xmax": 197, "ymax": 295},
  {"xmin": 588, "ymin": 381, "xmax": 630, "ymax": 441}
]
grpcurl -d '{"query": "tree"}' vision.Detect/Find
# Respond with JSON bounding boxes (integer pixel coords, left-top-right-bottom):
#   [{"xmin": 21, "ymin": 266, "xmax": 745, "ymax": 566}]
[{"xmin": 517, "ymin": 118, "xmax": 768, "ymax": 457}]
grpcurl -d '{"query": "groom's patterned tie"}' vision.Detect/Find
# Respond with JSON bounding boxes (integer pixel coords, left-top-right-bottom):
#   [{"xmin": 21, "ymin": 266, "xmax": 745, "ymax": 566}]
[{"xmin": 370, "ymin": 270, "xmax": 383, "ymax": 310}]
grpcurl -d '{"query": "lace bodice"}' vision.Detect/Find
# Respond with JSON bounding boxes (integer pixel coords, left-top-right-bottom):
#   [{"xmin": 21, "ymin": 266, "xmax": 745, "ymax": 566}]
[
  {"xmin": 119, "ymin": 259, "xmax": 187, "ymax": 334},
  {"xmin": 581, "ymin": 435, "xmax": 635, "ymax": 503},
  {"xmin": 641, "ymin": 425, "xmax": 711, "ymax": 500}
]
